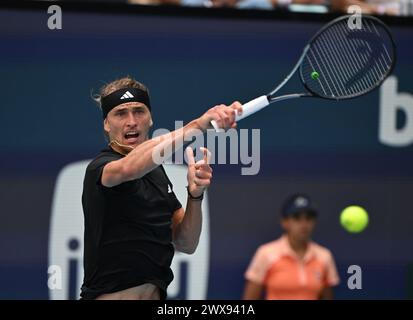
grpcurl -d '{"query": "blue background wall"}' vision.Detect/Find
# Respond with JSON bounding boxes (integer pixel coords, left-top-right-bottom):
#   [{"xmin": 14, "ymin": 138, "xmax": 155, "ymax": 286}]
[{"xmin": 0, "ymin": 4, "xmax": 412, "ymax": 299}]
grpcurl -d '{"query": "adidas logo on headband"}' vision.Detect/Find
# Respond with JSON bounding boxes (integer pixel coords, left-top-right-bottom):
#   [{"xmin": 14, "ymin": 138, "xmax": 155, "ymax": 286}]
[{"xmin": 120, "ymin": 91, "xmax": 134, "ymax": 100}]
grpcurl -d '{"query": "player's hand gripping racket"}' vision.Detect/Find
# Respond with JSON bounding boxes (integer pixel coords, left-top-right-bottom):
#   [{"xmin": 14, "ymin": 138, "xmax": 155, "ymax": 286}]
[{"xmin": 211, "ymin": 15, "xmax": 396, "ymax": 131}]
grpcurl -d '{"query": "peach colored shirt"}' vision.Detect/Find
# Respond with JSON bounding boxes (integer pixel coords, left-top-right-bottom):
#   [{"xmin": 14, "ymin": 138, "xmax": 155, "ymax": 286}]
[{"xmin": 245, "ymin": 235, "xmax": 340, "ymax": 300}]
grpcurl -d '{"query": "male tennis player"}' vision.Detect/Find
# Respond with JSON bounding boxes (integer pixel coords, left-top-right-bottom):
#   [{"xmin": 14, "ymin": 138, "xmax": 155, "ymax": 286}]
[
  {"xmin": 81, "ymin": 76, "xmax": 242, "ymax": 300},
  {"xmin": 243, "ymin": 194, "xmax": 340, "ymax": 300}
]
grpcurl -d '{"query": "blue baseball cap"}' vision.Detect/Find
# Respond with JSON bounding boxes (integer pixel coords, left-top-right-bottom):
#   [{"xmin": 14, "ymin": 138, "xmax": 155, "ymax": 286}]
[{"xmin": 281, "ymin": 194, "xmax": 318, "ymax": 218}]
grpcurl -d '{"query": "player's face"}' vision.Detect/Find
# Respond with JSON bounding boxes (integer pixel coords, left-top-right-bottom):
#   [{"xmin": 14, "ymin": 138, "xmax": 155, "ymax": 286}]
[
  {"xmin": 104, "ymin": 102, "xmax": 152, "ymax": 148},
  {"xmin": 282, "ymin": 212, "xmax": 316, "ymax": 242}
]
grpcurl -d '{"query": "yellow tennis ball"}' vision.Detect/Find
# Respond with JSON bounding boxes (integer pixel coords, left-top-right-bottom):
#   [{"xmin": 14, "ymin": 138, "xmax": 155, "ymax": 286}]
[{"xmin": 340, "ymin": 206, "xmax": 369, "ymax": 233}]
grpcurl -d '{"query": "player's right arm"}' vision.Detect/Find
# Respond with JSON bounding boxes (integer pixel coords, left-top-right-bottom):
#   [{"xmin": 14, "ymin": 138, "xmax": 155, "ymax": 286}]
[{"xmin": 101, "ymin": 102, "xmax": 242, "ymax": 187}]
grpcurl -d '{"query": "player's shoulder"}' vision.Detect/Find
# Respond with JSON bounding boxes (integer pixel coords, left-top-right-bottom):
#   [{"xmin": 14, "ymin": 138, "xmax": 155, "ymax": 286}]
[
  {"xmin": 310, "ymin": 241, "xmax": 334, "ymax": 261},
  {"xmin": 86, "ymin": 148, "xmax": 122, "ymax": 171},
  {"xmin": 257, "ymin": 238, "xmax": 285, "ymax": 255}
]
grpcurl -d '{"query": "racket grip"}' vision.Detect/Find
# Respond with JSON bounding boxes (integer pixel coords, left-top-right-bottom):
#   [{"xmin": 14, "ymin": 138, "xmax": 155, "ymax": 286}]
[
  {"xmin": 236, "ymin": 95, "xmax": 269, "ymax": 121},
  {"xmin": 210, "ymin": 120, "xmax": 224, "ymax": 132},
  {"xmin": 210, "ymin": 95, "xmax": 269, "ymax": 131}
]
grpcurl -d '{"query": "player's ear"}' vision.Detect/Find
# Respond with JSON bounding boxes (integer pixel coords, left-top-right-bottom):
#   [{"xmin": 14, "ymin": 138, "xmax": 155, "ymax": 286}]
[
  {"xmin": 149, "ymin": 117, "xmax": 153, "ymax": 127},
  {"xmin": 103, "ymin": 118, "xmax": 110, "ymax": 133},
  {"xmin": 280, "ymin": 218, "xmax": 289, "ymax": 231}
]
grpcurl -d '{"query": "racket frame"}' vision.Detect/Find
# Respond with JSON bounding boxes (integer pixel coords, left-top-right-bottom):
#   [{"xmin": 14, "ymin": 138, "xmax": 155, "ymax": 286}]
[{"xmin": 211, "ymin": 14, "xmax": 396, "ymax": 131}]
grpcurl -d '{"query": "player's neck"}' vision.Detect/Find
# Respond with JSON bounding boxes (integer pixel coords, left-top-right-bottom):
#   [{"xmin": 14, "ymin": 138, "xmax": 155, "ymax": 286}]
[{"xmin": 287, "ymin": 234, "xmax": 309, "ymax": 256}]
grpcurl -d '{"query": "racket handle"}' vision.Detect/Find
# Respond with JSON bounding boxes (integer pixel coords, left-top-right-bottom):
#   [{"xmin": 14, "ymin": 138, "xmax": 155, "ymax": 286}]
[
  {"xmin": 210, "ymin": 95, "xmax": 269, "ymax": 131},
  {"xmin": 210, "ymin": 120, "xmax": 224, "ymax": 132},
  {"xmin": 236, "ymin": 95, "xmax": 270, "ymax": 121}
]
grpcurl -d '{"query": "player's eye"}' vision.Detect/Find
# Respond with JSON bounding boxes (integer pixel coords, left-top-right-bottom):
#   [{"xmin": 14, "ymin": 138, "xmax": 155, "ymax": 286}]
[{"xmin": 133, "ymin": 108, "xmax": 144, "ymax": 115}]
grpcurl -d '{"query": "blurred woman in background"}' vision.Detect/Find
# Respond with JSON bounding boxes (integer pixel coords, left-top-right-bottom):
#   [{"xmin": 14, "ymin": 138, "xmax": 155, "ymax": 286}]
[{"xmin": 243, "ymin": 194, "xmax": 340, "ymax": 300}]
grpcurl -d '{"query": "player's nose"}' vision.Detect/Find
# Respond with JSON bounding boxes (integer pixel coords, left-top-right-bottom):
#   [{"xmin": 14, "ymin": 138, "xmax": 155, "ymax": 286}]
[{"xmin": 125, "ymin": 111, "xmax": 137, "ymax": 126}]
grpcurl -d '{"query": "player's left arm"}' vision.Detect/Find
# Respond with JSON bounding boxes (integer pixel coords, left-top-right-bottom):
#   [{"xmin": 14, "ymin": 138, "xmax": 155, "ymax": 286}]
[
  {"xmin": 319, "ymin": 286, "xmax": 334, "ymax": 300},
  {"xmin": 171, "ymin": 147, "xmax": 212, "ymax": 254},
  {"xmin": 320, "ymin": 250, "xmax": 340, "ymax": 299}
]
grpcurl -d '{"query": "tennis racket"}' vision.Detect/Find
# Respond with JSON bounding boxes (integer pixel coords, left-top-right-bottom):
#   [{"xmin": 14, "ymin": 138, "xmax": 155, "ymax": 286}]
[{"xmin": 211, "ymin": 15, "xmax": 396, "ymax": 131}]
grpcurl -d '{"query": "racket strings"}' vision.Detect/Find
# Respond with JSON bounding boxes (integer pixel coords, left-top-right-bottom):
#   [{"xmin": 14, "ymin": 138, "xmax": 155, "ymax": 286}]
[
  {"xmin": 301, "ymin": 17, "xmax": 395, "ymax": 99},
  {"xmin": 330, "ymin": 24, "xmax": 375, "ymax": 93},
  {"xmin": 336, "ymin": 22, "xmax": 383, "ymax": 89}
]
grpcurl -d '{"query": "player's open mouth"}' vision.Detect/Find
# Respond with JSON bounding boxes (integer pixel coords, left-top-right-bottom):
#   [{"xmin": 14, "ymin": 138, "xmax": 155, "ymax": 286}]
[{"xmin": 124, "ymin": 131, "xmax": 140, "ymax": 143}]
